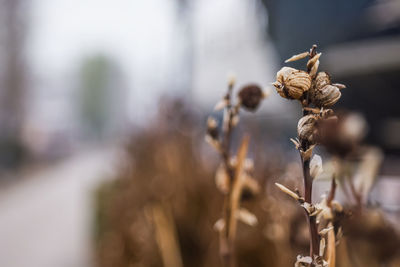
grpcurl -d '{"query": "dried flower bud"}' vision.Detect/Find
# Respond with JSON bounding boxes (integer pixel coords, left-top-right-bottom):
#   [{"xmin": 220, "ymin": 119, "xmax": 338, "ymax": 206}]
[
  {"xmin": 311, "ymin": 84, "xmax": 341, "ymax": 108},
  {"xmin": 274, "ymin": 67, "xmax": 311, "ymax": 99},
  {"xmin": 206, "ymin": 117, "xmax": 219, "ymax": 140},
  {"xmin": 297, "ymin": 114, "xmax": 318, "ymax": 144},
  {"xmin": 238, "ymin": 84, "xmax": 263, "ymax": 111},
  {"xmin": 310, "ymin": 72, "xmax": 344, "ymax": 108}
]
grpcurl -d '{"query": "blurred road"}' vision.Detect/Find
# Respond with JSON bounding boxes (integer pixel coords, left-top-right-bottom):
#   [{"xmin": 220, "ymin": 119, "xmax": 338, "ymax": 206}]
[{"xmin": 0, "ymin": 147, "xmax": 118, "ymax": 267}]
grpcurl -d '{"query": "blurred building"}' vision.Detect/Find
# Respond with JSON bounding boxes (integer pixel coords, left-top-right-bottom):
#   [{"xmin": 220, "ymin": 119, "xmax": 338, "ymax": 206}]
[{"xmin": 0, "ymin": 0, "xmax": 28, "ymax": 168}]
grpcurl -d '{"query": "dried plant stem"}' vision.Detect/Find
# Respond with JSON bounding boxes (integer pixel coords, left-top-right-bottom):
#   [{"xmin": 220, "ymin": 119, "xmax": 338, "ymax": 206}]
[
  {"xmin": 298, "ymin": 46, "xmax": 321, "ymax": 262},
  {"xmin": 228, "ymin": 135, "xmax": 250, "ymax": 243},
  {"xmin": 220, "ymin": 136, "xmax": 249, "ymax": 267},
  {"xmin": 325, "ymin": 222, "xmax": 336, "ymax": 267},
  {"xmin": 300, "ymin": 150, "xmax": 320, "ymax": 259},
  {"xmin": 219, "ymin": 83, "xmax": 237, "ymax": 267},
  {"xmin": 151, "ymin": 203, "xmax": 184, "ymax": 267},
  {"xmin": 208, "ymin": 79, "xmax": 265, "ymax": 267}
]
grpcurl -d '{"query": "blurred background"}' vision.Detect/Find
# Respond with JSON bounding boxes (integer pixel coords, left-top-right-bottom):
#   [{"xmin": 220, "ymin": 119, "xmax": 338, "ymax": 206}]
[{"xmin": 0, "ymin": 0, "xmax": 399, "ymax": 266}]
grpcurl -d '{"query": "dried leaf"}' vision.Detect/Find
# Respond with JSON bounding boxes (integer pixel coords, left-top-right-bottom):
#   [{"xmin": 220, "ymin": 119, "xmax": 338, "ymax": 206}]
[
  {"xmin": 236, "ymin": 208, "xmax": 258, "ymax": 226},
  {"xmin": 215, "ymin": 164, "xmax": 229, "ymax": 194},
  {"xmin": 290, "ymin": 138, "xmax": 300, "ymax": 149},
  {"xmin": 295, "ymin": 255, "xmax": 313, "ymax": 267},
  {"xmin": 285, "ymin": 51, "xmax": 309, "ymax": 63},
  {"xmin": 319, "ymin": 237, "xmax": 326, "ymax": 257},
  {"xmin": 309, "ymin": 60, "xmax": 320, "ymax": 77},
  {"xmin": 319, "ymin": 226, "xmax": 333, "ymax": 236},
  {"xmin": 300, "ymin": 144, "xmax": 316, "ymax": 161},
  {"xmin": 310, "ymin": 154, "xmax": 323, "ymax": 178},
  {"xmin": 275, "ymin": 182, "xmax": 300, "ymax": 201},
  {"xmin": 307, "ymin": 52, "xmax": 322, "ymax": 69},
  {"xmin": 332, "ymin": 83, "xmax": 346, "ymax": 89},
  {"xmin": 214, "ymin": 99, "xmax": 228, "ymax": 111}
]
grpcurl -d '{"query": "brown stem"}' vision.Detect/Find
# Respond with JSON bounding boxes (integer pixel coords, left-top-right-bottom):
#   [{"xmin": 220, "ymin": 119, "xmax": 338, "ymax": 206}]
[
  {"xmin": 301, "ymin": 155, "xmax": 320, "ymax": 259},
  {"xmin": 219, "ymin": 83, "xmax": 236, "ymax": 267},
  {"xmin": 300, "ymin": 44, "xmax": 321, "ymax": 263}
]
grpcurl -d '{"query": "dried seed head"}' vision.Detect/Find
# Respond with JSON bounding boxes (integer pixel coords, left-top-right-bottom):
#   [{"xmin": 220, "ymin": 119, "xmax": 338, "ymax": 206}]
[
  {"xmin": 238, "ymin": 84, "xmax": 263, "ymax": 111},
  {"xmin": 274, "ymin": 67, "xmax": 311, "ymax": 99},
  {"xmin": 310, "ymin": 72, "xmax": 344, "ymax": 108},
  {"xmin": 297, "ymin": 114, "xmax": 318, "ymax": 144},
  {"xmin": 311, "ymin": 84, "xmax": 341, "ymax": 108},
  {"xmin": 206, "ymin": 117, "xmax": 219, "ymax": 140},
  {"xmin": 315, "ymin": 72, "xmax": 331, "ymax": 89}
]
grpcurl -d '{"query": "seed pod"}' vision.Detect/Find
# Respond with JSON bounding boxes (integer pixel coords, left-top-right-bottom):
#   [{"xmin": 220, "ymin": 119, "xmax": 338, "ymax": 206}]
[
  {"xmin": 238, "ymin": 84, "xmax": 263, "ymax": 111},
  {"xmin": 274, "ymin": 67, "xmax": 311, "ymax": 99},
  {"xmin": 297, "ymin": 114, "xmax": 318, "ymax": 144},
  {"xmin": 312, "ymin": 84, "xmax": 341, "ymax": 108},
  {"xmin": 314, "ymin": 72, "xmax": 331, "ymax": 90}
]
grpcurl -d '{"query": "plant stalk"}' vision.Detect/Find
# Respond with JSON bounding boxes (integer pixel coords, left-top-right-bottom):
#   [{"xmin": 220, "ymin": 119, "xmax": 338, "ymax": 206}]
[{"xmin": 301, "ymin": 148, "xmax": 320, "ymax": 261}]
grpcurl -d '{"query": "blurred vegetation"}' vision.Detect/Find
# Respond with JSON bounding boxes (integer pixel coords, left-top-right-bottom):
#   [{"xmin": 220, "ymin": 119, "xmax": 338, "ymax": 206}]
[{"xmin": 94, "ymin": 98, "xmax": 400, "ymax": 267}]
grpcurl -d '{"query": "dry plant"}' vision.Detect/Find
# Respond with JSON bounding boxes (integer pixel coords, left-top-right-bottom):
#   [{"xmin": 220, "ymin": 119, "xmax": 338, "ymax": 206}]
[
  {"xmin": 205, "ymin": 78, "xmax": 269, "ymax": 267},
  {"xmin": 94, "ymin": 49, "xmax": 400, "ymax": 267},
  {"xmin": 94, "ymin": 98, "xmax": 283, "ymax": 267},
  {"xmin": 272, "ymin": 45, "xmax": 347, "ymax": 267},
  {"xmin": 317, "ymin": 111, "xmax": 400, "ymax": 266}
]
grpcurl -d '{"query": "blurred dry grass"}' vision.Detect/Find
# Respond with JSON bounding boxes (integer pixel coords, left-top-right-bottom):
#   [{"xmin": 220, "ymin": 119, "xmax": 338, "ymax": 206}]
[{"xmin": 94, "ymin": 99, "xmax": 400, "ymax": 267}]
